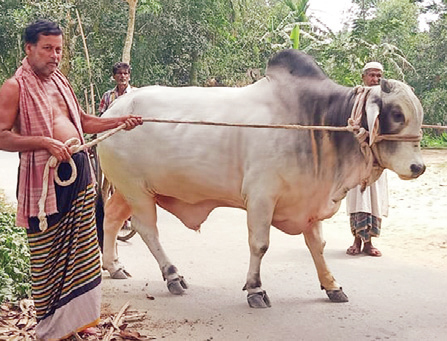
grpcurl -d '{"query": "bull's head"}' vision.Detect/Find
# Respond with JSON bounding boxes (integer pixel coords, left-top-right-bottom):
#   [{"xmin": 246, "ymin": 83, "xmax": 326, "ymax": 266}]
[{"xmin": 365, "ymin": 79, "xmax": 425, "ymax": 180}]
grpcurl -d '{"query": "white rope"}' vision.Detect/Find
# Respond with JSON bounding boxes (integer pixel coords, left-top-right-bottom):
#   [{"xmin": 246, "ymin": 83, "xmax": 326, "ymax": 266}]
[
  {"xmin": 140, "ymin": 118, "xmax": 355, "ymax": 132},
  {"xmin": 37, "ymin": 123, "xmax": 128, "ymax": 231},
  {"xmin": 139, "ymin": 116, "xmax": 423, "ymax": 141}
]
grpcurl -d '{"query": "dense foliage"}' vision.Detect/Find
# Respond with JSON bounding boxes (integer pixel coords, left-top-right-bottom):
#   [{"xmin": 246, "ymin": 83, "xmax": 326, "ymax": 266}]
[
  {"xmin": 0, "ymin": 1, "xmax": 445, "ymax": 121},
  {"xmin": 0, "ymin": 1, "xmax": 445, "ymax": 135},
  {"xmin": 0, "ymin": 194, "xmax": 31, "ymax": 304},
  {"xmin": 0, "ymin": 0, "xmax": 447, "ymax": 120}
]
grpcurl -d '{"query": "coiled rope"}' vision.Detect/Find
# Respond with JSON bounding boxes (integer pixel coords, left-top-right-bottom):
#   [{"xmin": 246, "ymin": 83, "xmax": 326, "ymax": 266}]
[{"xmin": 38, "ymin": 123, "xmax": 127, "ymax": 231}]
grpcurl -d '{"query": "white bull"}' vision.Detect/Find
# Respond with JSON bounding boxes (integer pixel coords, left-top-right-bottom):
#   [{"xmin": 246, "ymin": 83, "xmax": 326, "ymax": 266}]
[{"xmin": 98, "ymin": 50, "xmax": 425, "ymax": 308}]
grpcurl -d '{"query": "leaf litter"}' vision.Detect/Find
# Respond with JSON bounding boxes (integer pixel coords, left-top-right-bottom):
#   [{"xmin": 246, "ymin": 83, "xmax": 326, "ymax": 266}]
[{"xmin": 0, "ymin": 300, "xmax": 155, "ymax": 340}]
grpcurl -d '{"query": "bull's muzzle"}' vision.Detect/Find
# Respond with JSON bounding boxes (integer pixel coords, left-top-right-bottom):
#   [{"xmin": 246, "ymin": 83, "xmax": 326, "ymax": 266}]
[
  {"xmin": 399, "ymin": 163, "xmax": 426, "ymax": 180},
  {"xmin": 400, "ymin": 162, "xmax": 425, "ymax": 180},
  {"xmin": 410, "ymin": 163, "xmax": 426, "ymax": 178}
]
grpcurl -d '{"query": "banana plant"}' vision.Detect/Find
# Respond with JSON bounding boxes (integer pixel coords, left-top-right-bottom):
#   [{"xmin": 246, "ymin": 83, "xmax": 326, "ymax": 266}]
[
  {"xmin": 286, "ymin": 0, "xmax": 309, "ymax": 49},
  {"xmin": 261, "ymin": 0, "xmax": 318, "ymax": 50}
]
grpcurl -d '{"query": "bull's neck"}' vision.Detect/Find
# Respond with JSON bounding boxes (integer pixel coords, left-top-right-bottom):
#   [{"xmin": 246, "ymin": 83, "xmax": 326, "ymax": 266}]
[{"xmin": 321, "ymin": 86, "xmax": 379, "ymax": 202}]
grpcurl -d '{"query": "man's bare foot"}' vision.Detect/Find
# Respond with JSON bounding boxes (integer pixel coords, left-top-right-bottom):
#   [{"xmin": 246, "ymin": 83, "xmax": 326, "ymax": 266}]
[
  {"xmin": 346, "ymin": 244, "xmax": 362, "ymax": 255},
  {"xmin": 362, "ymin": 243, "xmax": 382, "ymax": 257},
  {"xmin": 346, "ymin": 237, "xmax": 362, "ymax": 255}
]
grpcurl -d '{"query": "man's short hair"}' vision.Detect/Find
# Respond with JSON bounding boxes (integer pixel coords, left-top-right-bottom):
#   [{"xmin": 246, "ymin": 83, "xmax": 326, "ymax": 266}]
[
  {"xmin": 24, "ymin": 20, "xmax": 63, "ymax": 45},
  {"xmin": 362, "ymin": 62, "xmax": 384, "ymax": 75},
  {"xmin": 112, "ymin": 62, "xmax": 131, "ymax": 75}
]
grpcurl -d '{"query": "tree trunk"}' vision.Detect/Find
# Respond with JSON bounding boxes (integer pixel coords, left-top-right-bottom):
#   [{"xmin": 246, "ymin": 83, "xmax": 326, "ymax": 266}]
[
  {"xmin": 190, "ymin": 50, "xmax": 199, "ymax": 86},
  {"xmin": 122, "ymin": 0, "xmax": 138, "ymax": 64}
]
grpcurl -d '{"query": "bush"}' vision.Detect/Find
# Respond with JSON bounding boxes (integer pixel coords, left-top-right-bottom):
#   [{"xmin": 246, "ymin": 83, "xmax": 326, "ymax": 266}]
[
  {"xmin": 0, "ymin": 192, "xmax": 31, "ymax": 304},
  {"xmin": 421, "ymin": 132, "xmax": 447, "ymax": 148}
]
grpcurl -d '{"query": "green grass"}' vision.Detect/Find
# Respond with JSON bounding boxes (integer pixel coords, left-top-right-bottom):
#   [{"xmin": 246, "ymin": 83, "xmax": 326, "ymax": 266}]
[
  {"xmin": 0, "ymin": 191, "xmax": 31, "ymax": 304},
  {"xmin": 421, "ymin": 132, "xmax": 447, "ymax": 148}
]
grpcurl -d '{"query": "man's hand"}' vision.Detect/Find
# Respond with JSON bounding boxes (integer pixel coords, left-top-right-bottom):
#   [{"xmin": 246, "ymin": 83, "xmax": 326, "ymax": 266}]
[
  {"xmin": 120, "ymin": 115, "xmax": 143, "ymax": 130},
  {"xmin": 45, "ymin": 138, "xmax": 72, "ymax": 162}
]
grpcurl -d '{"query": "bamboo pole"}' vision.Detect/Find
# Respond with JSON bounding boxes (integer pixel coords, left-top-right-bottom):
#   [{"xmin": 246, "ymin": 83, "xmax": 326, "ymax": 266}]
[
  {"xmin": 422, "ymin": 124, "xmax": 447, "ymax": 130},
  {"xmin": 84, "ymin": 89, "xmax": 89, "ymax": 115},
  {"xmin": 76, "ymin": 9, "xmax": 95, "ymax": 115}
]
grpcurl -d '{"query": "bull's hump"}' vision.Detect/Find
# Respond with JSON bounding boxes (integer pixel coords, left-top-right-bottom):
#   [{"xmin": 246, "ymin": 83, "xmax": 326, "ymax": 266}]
[{"xmin": 266, "ymin": 49, "xmax": 327, "ymax": 80}]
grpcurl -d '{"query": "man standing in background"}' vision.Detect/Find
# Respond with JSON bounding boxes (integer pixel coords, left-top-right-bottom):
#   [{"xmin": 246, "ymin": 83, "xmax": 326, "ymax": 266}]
[
  {"xmin": 98, "ymin": 62, "xmax": 134, "ymax": 280},
  {"xmin": 346, "ymin": 62, "xmax": 388, "ymax": 257},
  {"xmin": 98, "ymin": 62, "xmax": 135, "ymax": 115}
]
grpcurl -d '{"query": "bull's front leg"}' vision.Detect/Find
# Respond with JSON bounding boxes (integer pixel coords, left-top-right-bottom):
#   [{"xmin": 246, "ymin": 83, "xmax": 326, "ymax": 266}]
[
  {"xmin": 303, "ymin": 221, "xmax": 348, "ymax": 302},
  {"xmin": 102, "ymin": 191, "xmax": 132, "ymax": 279},
  {"xmin": 243, "ymin": 195, "xmax": 275, "ymax": 308},
  {"xmin": 131, "ymin": 197, "xmax": 188, "ymax": 295}
]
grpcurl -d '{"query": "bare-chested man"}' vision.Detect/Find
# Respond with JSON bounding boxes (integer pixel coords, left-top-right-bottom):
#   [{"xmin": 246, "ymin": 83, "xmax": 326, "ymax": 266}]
[{"xmin": 0, "ymin": 20, "xmax": 142, "ymax": 340}]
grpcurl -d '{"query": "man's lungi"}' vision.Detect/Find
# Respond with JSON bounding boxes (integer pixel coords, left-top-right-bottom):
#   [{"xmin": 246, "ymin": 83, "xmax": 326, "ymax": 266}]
[
  {"xmin": 349, "ymin": 211, "xmax": 382, "ymax": 242},
  {"xmin": 346, "ymin": 172, "xmax": 389, "ymax": 242},
  {"xmin": 27, "ymin": 151, "xmax": 101, "ymax": 340}
]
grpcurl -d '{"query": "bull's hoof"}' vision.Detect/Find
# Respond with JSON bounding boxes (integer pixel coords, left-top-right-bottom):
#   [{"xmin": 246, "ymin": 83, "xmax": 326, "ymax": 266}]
[
  {"xmin": 167, "ymin": 276, "xmax": 188, "ymax": 295},
  {"xmin": 247, "ymin": 291, "xmax": 271, "ymax": 308},
  {"xmin": 110, "ymin": 268, "xmax": 132, "ymax": 279},
  {"xmin": 326, "ymin": 288, "xmax": 349, "ymax": 302}
]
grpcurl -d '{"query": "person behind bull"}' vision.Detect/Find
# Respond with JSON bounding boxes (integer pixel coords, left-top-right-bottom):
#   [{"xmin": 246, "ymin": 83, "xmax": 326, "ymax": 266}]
[
  {"xmin": 0, "ymin": 19, "xmax": 142, "ymax": 339},
  {"xmin": 345, "ymin": 62, "xmax": 388, "ymax": 257},
  {"xmin": 96, "ymin": 62, "xmax": 135, "ymax": 279},
  {"xmin": 98, "ymin": 61, "xmax": 135, "ymax": 115},
  {"xmin": 95, "ymin": 61, "xmax": 135, "ymax": 250}
]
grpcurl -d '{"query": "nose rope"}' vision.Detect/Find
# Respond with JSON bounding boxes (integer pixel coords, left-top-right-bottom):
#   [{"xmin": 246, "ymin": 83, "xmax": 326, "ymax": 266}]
[
  {"xmin": 347, "ymin": 86, "xmax": 377, "ymax": 190},
  {"xmin": 347, "ymin": 86, "xmax": 425, "ymax": 190}
]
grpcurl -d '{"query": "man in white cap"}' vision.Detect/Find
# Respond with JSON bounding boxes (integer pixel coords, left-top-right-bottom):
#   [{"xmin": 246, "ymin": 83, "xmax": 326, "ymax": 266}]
[
  {"xmin": 361, "ymin": 62, "xmax": 384, "ymax": 88},
  {"xmin": 345, "ymin": 61, "xmax": 388, "ymax": 257}
]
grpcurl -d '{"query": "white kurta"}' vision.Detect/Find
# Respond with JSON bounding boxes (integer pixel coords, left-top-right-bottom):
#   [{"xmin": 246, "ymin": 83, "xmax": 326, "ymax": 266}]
[{"xmin": 346, "ymin": 171, "xmax": 389, "ymax": 218}]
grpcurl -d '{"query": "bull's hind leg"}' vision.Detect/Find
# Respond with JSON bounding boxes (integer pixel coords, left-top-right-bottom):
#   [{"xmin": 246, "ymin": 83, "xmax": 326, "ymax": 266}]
[
  {"xmin": 130, "ymin": 196, "xmax": 188, "ymax": 295},
  {"xmin": 303, "ymin": 222, "xmax": 348, "ymax": 302}
]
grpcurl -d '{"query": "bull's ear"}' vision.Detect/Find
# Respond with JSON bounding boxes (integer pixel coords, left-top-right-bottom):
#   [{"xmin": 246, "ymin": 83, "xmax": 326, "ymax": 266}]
[
  {"xmin": 380, "ymin": 78, "xmax": 392, "ymax": 93},
  {"xmin": 365, "ymin": 97, "xmax": 381, "ymax": 146}
]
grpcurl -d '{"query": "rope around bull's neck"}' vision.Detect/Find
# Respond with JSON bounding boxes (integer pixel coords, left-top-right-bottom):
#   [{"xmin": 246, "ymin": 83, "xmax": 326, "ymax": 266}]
[
  {"xmin": 36, "ymin": 87, "xmax": 427, "ymax": 231},
  {"xmin": 349, "ymin": 86, "xmax": 378, "ymax": 190}
]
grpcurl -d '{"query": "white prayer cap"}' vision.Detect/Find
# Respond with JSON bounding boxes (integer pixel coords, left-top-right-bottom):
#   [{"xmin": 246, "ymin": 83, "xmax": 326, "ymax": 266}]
[{"xmin": 362, "ymin": 62, "xmax": 383, "ymax": 73}]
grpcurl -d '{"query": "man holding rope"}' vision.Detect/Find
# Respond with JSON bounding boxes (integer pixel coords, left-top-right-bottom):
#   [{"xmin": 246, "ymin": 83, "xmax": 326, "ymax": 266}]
[
  {"xmin": 0, "ymin": 19, "xmax": 142, "ymax": 340},
  {"xmin": 345, "ymin": 62, "xmax": 388, "ymax": 257}
]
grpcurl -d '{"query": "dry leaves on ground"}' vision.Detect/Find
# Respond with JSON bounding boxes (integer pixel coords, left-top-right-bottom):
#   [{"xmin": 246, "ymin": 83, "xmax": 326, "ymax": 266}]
[{"xmin": 0, "ymin": 300, "xmax": 154, "ymax": 340}]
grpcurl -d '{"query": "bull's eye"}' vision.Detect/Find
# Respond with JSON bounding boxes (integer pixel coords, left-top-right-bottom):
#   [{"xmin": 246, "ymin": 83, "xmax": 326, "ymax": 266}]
[{"xmin": 392, "ymin": 111, "xmax": 405, "ymax": 124}]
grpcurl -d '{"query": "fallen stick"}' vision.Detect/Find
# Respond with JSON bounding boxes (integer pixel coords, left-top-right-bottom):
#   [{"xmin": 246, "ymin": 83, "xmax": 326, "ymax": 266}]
[{"xmin": 103, "ymin": 301, "xmax": 131, "ymax": 341}]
